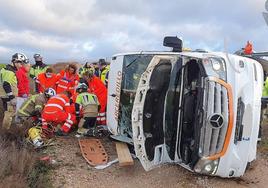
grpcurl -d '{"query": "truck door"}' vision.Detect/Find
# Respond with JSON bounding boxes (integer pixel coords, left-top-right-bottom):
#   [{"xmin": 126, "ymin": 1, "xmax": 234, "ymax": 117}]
[{"xmin": 132, "ymin": 55, "xmax": 178, "ymax": 170}]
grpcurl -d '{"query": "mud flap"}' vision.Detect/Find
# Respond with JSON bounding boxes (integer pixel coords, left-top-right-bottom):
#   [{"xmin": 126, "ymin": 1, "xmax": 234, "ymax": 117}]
[{"xmin": 79, "ymin": 139, "xmax": 108, "ymax": 166}]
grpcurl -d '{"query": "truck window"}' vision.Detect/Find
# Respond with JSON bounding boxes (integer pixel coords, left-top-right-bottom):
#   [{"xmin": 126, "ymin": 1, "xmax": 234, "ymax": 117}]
[{"xmin": 118, "ymin": 55, "xmax": 154, "ymax": 137}]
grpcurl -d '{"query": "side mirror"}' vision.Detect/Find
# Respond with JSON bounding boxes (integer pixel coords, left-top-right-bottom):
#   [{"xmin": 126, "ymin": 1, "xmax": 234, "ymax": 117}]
[{"xmin": 163, "ymin": 36, "xmax": 183, "ymax": 52}]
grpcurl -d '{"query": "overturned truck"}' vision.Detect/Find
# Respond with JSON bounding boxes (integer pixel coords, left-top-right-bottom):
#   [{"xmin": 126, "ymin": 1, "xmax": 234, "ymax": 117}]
[{"xmin": 107, "ymin": 37, "xmax": 263, "ymax": 178}]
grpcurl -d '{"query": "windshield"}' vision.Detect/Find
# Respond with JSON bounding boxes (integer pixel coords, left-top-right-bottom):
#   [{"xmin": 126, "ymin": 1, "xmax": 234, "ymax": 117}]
[{"xmin": 118, "ymin": 54, "xmax": 154, "ymax": 136}]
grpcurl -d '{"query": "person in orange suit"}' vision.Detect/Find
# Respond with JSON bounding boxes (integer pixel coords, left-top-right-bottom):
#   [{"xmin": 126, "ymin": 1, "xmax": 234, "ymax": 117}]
[
  {"xmin": 41, "ymin": 91, "xmax": 76, "ymax": 136},
  {"xmin": 244, "ymin": 41, "xmax": 253, "ymax": 55},
  {"xmin": 36, "ymin": 67, "xmax": 58, "ymax": 93},
  {"xmin": 82, "ymin": 71, "xmax": 107, "ymax": 125},
  {"xmin": 56, "ymin": 64, "xmax": 79, "ymax": 95}
]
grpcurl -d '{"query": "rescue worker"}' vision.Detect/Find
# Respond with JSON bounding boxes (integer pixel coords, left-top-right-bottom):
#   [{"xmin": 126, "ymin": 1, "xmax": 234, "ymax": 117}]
[
  {"xmin": 30, "ymin": 54, "xmax": 48, "ymax": 92},
  {"xmin": 41, "ymin": 91, "xmax": 76, "ymax": 136},
  {"xmin": 56, "ymin": 64, "xmax": 79, "ymax": 95},
  {"xmin": 92, "ymin": 62, "xmax": 100, "ymax": 77},
  {"xmin": 0, "ymin": 53, "xmax": 26, "ymax": 111},
  {"xmin": 78, "ymin": 62, "xmax": 94, "ymax": 78},
  {"xmin": 17, "ymin": 88, "xmax": 56, "ymax": 121},
  {"xmin": 99, "ymin": 59, "xmax": 109, "ymax": 87},
  {"xmin": 16, "ymin": 60, "xmax": 31, "ymax": 114},
  {"xmin": 82, "ymin": 71, "xmax": 107, "ymax": 125},
  {"xmin": 244, "ymin": 41, "xmax": 253, "ymax": 55},
  {"xmin": 36, "ymin": 67, "xmax": 58, "ymax": 93},
  {"xmin": 75, "ymin": 83, "xmax": 100, "ymax": 137}
]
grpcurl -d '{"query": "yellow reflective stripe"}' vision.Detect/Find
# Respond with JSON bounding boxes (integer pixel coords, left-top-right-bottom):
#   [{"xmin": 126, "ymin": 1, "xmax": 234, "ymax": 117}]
[
  {"xmin": 35, "ymin": 105, "xmax": 42, "ymax": 109},
  {"xmin": 19, "ymin": 95, "xmax": 37, "ymax": 115},
  {"xmin": 18, "ymin": 109, "xmax": 30, "ymax": 116}
]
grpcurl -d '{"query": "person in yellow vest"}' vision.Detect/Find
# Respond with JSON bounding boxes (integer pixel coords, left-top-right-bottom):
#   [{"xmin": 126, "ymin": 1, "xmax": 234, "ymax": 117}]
[
  {"xmin": 30, "ymin": 54, "xmax": 48, "ymax": 92},
  {"xmin": 17, "ymin": 88, "xmax": 56, "ymax": 122},
  {"xmin": 78, "ymin": 62, "xmax": 94, "ymax": 78},
  {"xmin": 99, "ymin": 59, "xmax": 109, "ymax": 87},
  {"xmin": 0, "ymin": 53, "xmax": 27, "ymax": 111}
]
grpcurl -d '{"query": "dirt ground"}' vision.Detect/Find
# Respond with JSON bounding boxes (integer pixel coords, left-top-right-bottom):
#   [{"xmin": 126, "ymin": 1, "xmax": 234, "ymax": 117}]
[{"xmin": 43, "ymin": 125, "xmax": 268, "ymax": 188}]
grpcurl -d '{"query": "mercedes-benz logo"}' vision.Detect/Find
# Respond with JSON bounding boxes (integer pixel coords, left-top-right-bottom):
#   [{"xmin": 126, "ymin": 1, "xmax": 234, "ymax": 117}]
[{"xmin": 209, "ymin": 114, "xmax": 224, "ymax": 129}]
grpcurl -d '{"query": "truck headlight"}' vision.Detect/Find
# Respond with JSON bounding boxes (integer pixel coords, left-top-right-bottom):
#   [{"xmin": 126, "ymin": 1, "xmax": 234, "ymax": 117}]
[
  {"xmin": 211, "ymin": 60, "xmax": 221, "ymax": 71},
  {"xmin": 202, "ymin": 57, "xmax": 227, "ymax": 81},
  {"xmin": 194, "ymin": 158, "xmax": 219, "ymax": 175}
]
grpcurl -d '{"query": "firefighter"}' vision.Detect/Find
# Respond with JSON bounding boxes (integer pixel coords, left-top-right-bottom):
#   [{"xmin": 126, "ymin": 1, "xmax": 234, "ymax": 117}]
[
  {"xmin": 36, "ymin": 67, "xmax": 58, "ymax": 93},
  {"xmin": 99, "ymin": 59, "xmax": 109, "ymax": 87},
  {"xmin": 74, "ymin": 83, "xmax": 100, "ymax": 137},
  {"xmin": 17, "ymin": 88, "xmax": 56, "ymax": 121},
  {"xmin": 56, "ymin": 64, "xmax": 79, "ymax": 95},
  {"xmin": 0, "ymin": 53, "xmax": 27, "ymax": 111},
  {"xmin": 78, "ymin": 62, "xmax": 94, "ymax": 78},
  {"xmin": 41, "ymin": 91, "xmax": 76, "ymax": 136},
  {"xmin": 30, "ymin": 54, "xmax": 48, "ymax": 92},
  {"xmin": 82, "ymin": 71, "xmax": 107, "ymax": 125}
]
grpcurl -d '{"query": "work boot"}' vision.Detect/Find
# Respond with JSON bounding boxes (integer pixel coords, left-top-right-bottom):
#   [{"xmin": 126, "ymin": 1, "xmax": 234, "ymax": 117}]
[
  {"xmin": 85, "ymin": 128, "xmax": 95, "ymax": 137},
  {"xmin": 75, "ymin": 128, "xmax": 89, "ymax": 138},
  {"xmin": 55, "ymin": 129, "xmax": 68, "ymax": 136}
]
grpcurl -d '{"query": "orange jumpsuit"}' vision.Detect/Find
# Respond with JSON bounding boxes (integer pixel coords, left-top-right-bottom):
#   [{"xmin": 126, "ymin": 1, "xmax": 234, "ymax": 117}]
[
  {"xmin": 56, "ymin": 70, "xmax": 79, "ymax": 95},
  {"xmin": 41, "ymin": 94, "xmax": 76, "ymax": 133},
  {"xmin": 88, "ymin": 76, "xmax": 107, "ymax": 125},
  {"xmin": 36, "ymin": 72, "xmax": 58, "ymax": 93}
]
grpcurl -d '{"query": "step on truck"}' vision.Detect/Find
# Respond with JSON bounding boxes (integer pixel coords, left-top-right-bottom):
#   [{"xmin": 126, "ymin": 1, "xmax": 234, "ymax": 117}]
[{"xmin": 107, "ymin": 36, "xmax": 263, "ymax": 177}]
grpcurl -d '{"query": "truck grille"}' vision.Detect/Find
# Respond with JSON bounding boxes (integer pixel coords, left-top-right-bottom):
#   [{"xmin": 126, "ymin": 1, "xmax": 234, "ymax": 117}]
[{"xmin": 199, "ymin": 78, "xmax": 229, "ymax": 157}]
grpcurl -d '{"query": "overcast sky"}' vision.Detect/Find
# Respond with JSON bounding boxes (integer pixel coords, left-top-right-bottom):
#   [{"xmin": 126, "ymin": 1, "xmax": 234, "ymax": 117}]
[{"xmin": 0, "ymin": 0, "xmax": 268, "ymax": 64}]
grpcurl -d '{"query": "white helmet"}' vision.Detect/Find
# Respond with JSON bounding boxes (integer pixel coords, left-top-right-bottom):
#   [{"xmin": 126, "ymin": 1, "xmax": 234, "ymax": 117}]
[
  {"xmin": 44, "ymin": 88, "xmax": 56, "ymax": 98},
  {"xmin": 12, "ymin": 53, "xmax": 29, "ymax": 64}
]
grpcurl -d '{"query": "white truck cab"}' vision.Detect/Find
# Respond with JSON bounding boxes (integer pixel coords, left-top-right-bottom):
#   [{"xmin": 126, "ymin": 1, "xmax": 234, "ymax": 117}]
[{"xmin": 107, "ymin": 37, "xmax": 263, "ymax": 177}]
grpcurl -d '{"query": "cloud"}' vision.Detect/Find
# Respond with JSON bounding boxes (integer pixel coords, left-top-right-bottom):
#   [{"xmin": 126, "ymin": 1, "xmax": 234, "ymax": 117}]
[{"xmin": 0, "ymin": 0, "xmax": 267, "ymax": 63}]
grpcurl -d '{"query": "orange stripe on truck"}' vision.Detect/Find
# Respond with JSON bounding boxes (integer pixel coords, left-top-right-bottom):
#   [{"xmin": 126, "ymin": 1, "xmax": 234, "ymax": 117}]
[{"xmin": 206, "ymin": 77, "xmax": 234, "ymax": 161}]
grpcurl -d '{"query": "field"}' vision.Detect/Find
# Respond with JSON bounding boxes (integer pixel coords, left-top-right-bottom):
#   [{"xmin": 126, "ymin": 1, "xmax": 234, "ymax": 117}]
[{"xmin": 0, "ymin": 63, "xmax": 268, "ymax": 188}]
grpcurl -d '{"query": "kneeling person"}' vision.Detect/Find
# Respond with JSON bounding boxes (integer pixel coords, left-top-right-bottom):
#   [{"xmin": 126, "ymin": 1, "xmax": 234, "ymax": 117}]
[
  {"xmin": 75, "ymin": 83, "xmax": 100, "ymax": 137},
  {"xmin": 17, "ymin": 88, "xmax": 56, "ymax": 122},
  {"xmin": 42, "ymin": 91, "xmax": 76, "ymax": 136}
]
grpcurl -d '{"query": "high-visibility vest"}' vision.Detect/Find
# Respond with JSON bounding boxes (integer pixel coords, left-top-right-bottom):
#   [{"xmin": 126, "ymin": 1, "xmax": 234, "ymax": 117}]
[
  {"xmin": 18, "ymin": 94, "xmax": 46, "ymax": 116},
  {"xmin": 0, "ymin": 65, "xmax": 18, "ymax": 98},
  {"xmin": 78, "ymin": 67, "xmax": 94, "ymax": 78},
  {"xmin": 100, "ymin": 66, "xmax": 109, "ymax": 86},
  {"xmin": 36, "ymin": 72, "xmax": 58, "ymax": 93},
  {"xmin": 30, "ymin": 64, "xmax": 48, "ymax": 79},
  {"xmin": 263, "ymin": 77, "xmax": 268, "ymax": 97},
  {"xmin": 56, "ymin": 70, "xmax": 79, "ymax": 94},
  {"xmin": 43, "ymin": 94, "xmax": 71, "ymax": 113},
  {"xmin": 76, "ymin": 92, "xmax": 99, "ymax": 116}
]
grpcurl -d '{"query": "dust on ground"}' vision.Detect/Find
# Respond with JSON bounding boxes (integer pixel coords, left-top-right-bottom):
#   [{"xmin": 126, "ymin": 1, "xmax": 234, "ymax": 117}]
[{"xmin": 45, "ymin": 127, "xmax": 268, "ymax": 188}]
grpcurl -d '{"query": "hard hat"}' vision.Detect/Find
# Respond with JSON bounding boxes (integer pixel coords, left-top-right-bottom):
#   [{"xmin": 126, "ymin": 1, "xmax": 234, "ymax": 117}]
[
  {"xmin": 33, "ymin": 53, "xmax": 42, "ymax": 59},
  {"xmin": 44, "ymin": 88, "xmax": 56, "ymax": 98},
  {"xmin": 76, "ymin": 83, "xmax": 88, "ymax": 93},
  {"xmin": 12, "ymin": 53, "xmax": 29, "ymax": 64}
]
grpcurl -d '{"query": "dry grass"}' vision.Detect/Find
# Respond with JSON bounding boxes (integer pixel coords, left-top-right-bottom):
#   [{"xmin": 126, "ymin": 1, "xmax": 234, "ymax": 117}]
[{"xmin": 0, "ymin": 125, "xmax": 52, "ymax": 188}]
